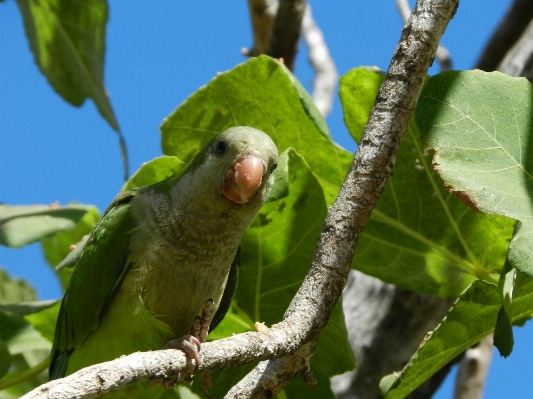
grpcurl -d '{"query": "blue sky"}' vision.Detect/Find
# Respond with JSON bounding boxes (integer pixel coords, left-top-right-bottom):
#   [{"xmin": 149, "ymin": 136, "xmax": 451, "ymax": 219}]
[{"xmin": 1, "ymin": 0, "xmax": 530, "ymax": 397}]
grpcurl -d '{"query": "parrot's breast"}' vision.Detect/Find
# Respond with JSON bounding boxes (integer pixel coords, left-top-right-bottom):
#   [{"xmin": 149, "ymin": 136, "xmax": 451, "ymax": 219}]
[{"xmin": 124, "ymin": 187, "xmax": 256, "ymax": 337}]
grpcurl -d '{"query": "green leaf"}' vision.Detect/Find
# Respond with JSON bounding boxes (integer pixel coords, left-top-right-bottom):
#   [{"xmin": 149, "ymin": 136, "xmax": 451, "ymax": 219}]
[
  {"xmin": 339, "ymin": 66, "xmax": 384, "ymax": 142},
  {"xmin": 0, "ymin": 272, "xmax": 49, "ymax": 399},
  {"xmin": 0, "ymin": 204, "xmax": 92, "ymax": 249},
  {"xmin": 493, "ymin": 258, "xmax": 516, "ymax": 356},
  {"xmin": 40, "ymin": 206, "xmax": 100, "ymax": 291},
  {"xmin": 121, "ymin": 156, "xmax": 185, "ymax": 192},
  {"xmin": 0, "ymin": 300, "xmax": 57, "ymax": 318},
  {"xmin": 340, "ymin": 68, "xmax": 513, "ymax": 298},
  {"xmin": 24, "ymin": 301, "xmax": 60, "ymax": 343},
  {"xmin": 382, "ymin": 278, "xmax": 533, "ymax": 398},
  {"xmin": 266, "ymin": 149, "xmax": 290, "ymax": 203},
  {"xmin": 0, "ymin": 268, "xmax": 36, "ymax": 304},
  {"xmin": 416, "ymin": 70, "xmax": 533, "ymax": 279},
  {"xmin": 16, "ymin": 0, "xmax": 119, "ymax": 131},
  {"xmin": 0, "ymin": 340, "xmax": 10, "ymax": 381},
  {"xmin": 494, "ymin": 305, "xmax": 513, "ymax": 357},
  {"xmin": 160, "ymin": 55, "xmax": 353, "ymax": 205}
]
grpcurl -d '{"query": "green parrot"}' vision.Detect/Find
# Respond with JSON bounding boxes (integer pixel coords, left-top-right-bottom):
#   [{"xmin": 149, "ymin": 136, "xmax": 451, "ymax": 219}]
[{"xmin": 49, "ymin": 126, "xmax": 278, "ymax": 398}]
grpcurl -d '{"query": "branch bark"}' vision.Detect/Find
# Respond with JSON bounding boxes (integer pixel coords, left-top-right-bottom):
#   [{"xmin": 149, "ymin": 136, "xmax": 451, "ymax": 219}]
[
  {"xmin": 301, "ymin": 4, "xmax": 338, "ymax": 117},
  {"xmin": 453, "ymin": 335, "xmax": 494, "ymax": 399},
  {"xmin": 266, "ymin": 0, "xmax": 307, "ymax": 71},
  {"xmin": 396, "ymin": 0, "xmax": 452, "ymax": 71},
  {"xmin": 475, "ymin": 0, "xmax": 533, "ymax": 72},
  {"xmin": 244, "ymin": 0, "xmax": 278, "ymax": 56},
  {"xmin": 21, "ymin": 0, "xmax": 459, "ymax": 397},
  {"xmin": 331, "ymin": 271, "xmax": 454, "ymax": 399},
  {"xmin": 496, "ymin": 17, "xmax": 533, "ymax": 81}
]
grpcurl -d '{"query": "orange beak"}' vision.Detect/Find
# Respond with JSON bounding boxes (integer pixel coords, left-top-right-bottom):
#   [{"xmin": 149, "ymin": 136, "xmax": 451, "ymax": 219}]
[{"xmin": 223, "ymin": 156, "xmax": 265, "ymax": 204}]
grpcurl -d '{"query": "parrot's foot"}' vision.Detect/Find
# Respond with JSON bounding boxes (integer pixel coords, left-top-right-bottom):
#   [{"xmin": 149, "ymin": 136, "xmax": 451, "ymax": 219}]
[
  {"xmin": 191, "ymin": 299, "xmax": 215, "ymax": 343},
  {"xmin": 163, "ymin": 334, "xmax": 201, "ymax": 372}
]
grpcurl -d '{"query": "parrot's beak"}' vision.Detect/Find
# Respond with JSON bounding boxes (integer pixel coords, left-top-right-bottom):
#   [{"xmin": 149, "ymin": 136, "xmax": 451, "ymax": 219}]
[{"xmin": 223, "ymin": 156, "xmax": 265, "ymax": 204}]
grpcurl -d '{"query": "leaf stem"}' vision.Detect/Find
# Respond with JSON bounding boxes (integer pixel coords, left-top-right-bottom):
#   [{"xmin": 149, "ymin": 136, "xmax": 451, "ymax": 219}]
[{"xmin": 0, "ymin": 357, "xmax": 50, "ymax": 391}]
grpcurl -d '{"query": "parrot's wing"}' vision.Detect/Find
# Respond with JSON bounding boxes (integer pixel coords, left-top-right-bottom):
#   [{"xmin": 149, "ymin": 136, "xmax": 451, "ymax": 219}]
[
  {"xmin": 210, "ymin": 246, "xmax": 240, "ymax": 332},
  {"xmin": 50, "ymin": 189, "xmax": 140, "ymax": 379}
]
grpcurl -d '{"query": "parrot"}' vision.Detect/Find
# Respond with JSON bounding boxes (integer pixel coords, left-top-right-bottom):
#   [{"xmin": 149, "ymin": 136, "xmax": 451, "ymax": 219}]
[{"xmin": 49, "ymin": 126, "xmax": 278, "ymax": 398}]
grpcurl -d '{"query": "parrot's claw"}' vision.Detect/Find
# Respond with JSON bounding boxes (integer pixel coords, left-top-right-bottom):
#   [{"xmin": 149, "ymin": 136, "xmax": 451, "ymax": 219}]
[
  {"xmin": 191, "ymin": 299, "xmax": 215, "ymax": 343},
  {"xmin": 163, "ymin": 334, "xmax": 201, "ymax": 373}
]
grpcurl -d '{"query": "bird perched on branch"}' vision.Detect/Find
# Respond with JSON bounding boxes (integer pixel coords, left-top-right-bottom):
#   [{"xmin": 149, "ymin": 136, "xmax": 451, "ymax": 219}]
[{"xmin": 49, "ymin": 126, "xmax": 278, "ymax": 398}]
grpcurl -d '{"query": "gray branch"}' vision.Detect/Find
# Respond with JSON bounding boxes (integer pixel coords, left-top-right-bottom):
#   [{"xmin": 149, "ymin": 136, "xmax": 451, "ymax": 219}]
[
  {"xmin": 301, "ymin": 4, "xmax": 338, "ymax": 117},
  {"xmin": 266, "ymin": 0, "xmax": 307, "ymax": 71},
  {"xmin": 331, "ymin": 271, "xmax": 454, "ymax": 399},
  {"xmin": 453, "ymin": 335, "xmax": 494, "ymax": 399},
  {"xmin": 396, "ymin": 0, "xmax": 452, "ymax": 71},
  {"xmin": 496, "ymin": 17, "xmax": 533, "ymax": 81},
  {"xmin": 21, "ymin": 0, "xmax": 459, "ymax": 398},
  {"xmin": 475, "ymin": 0, "xmax": 533, "ymax": 72}
]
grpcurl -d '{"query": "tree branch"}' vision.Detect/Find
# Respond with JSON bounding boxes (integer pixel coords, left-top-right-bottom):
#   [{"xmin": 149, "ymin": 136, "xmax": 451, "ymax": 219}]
[
  {"xmin": 266, "ymin": 0, "xmax": 307, "ymax": 71},
  {"xmin": 301, "ymin": 4, "xmax": 338, "ymax": 117},
  {"xmin": 331, "ymin": 271, "xmax": 454, "ymax": 399},
  {"xmin": 475, "ymin": 0, "xmax": 533, "ymax": 71},
  {"xmin": 21, "ymin": 0, "xmax": 459, "ymax": 397},
  {"xmin": 453, "ymin": 335, "xmax": 494, "ymax": 399},
  {"xmin": 244, "ymin": 0, "xmax": 278, "ymax": 56},
  {"xmin": 396, "ymin": 0, "xmax": 452, "ymax": 71},
  {"xmin": 496, "ymin": 17, "xmax": 533, "ymax": 81}
]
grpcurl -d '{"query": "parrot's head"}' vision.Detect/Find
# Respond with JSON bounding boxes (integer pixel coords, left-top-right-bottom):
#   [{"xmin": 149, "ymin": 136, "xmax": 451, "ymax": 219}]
[
  {"xmin": 209, "ymin": 126, "xmax": 278, "ymax": 206},
  {"xmin": 175, "ymin": 126, "xmax": 278, "ymax": 212}
]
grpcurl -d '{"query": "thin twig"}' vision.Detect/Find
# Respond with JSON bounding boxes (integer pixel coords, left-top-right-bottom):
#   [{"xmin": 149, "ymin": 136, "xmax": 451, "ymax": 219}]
[{"xmin": 301, "ymin": 4, "xmax": 338, "ymax": 117}]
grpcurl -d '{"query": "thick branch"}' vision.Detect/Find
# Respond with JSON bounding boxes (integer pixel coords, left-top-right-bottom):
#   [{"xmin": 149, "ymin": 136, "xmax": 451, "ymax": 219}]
[
  {"xmin": 331, "ymin": 271, "xmax": 454, "ymax": 399},
  {"xmin": 475, "ymin": 0, "xmax": 533, "ymax": 71},
  {"xmin": 266, "ymin": 0, "xmax": 307, "ymax": 70},
  {"xmin": 453, "ymin": 335, "xmax": 494, "ymax": 399},
  {"xmin": 21, "ymin": 329, "xmax": 304, "ymax": 399},
  {"xmin": 396, "ymin": 0, "xmax": 452, "ymax": 71},
  {"xmin": 244, "ymin": 0, "xmax": 278, "ymax": 56}
]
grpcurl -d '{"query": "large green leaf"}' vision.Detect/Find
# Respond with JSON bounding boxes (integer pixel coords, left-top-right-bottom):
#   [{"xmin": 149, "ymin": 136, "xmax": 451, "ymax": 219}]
[
  {"xmin": 382, "ymin": 277, "xmax": 533, "ymax": 398},
  {"xmin": 417, "ymin": 70, "xmax": 533, "ymax": 279},
  {"xmin": 16, "ymin": 0, "xmax": 119, "ymax": 131},
  {"xmin": 0, "ymin": 269, "xmax": 36, "ymax": 304},
  {"xmin": 0, "ymin": 204, "xmax": 92, "ymax": 249},
  {"xmin": 339, "ymin": 68, "xmax": 513, "ymax": 298},
  {"xmin": 191, "ymin": 149, "xmax": 354, "ymax": 398},
  {"xmin": 0, "ymin": 270, "xmax": 49, "ymax": 397},
  {"xmin": 121, "ymin": 156, "xmax": 185, "ymax": 192},
  {"xmin": 160, "ymin": 55, "xmax": 353, "ymax": 205}
]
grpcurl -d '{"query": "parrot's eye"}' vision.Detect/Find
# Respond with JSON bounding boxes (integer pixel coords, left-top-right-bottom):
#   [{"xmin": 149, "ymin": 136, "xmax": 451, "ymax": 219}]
[
  {"xmin": 215, "ymin": 140, "xmax": 227, "ymax": 156},
  {"xmin": 271, "ymin": 163, "xmax": 277, "ymax": 172}
]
